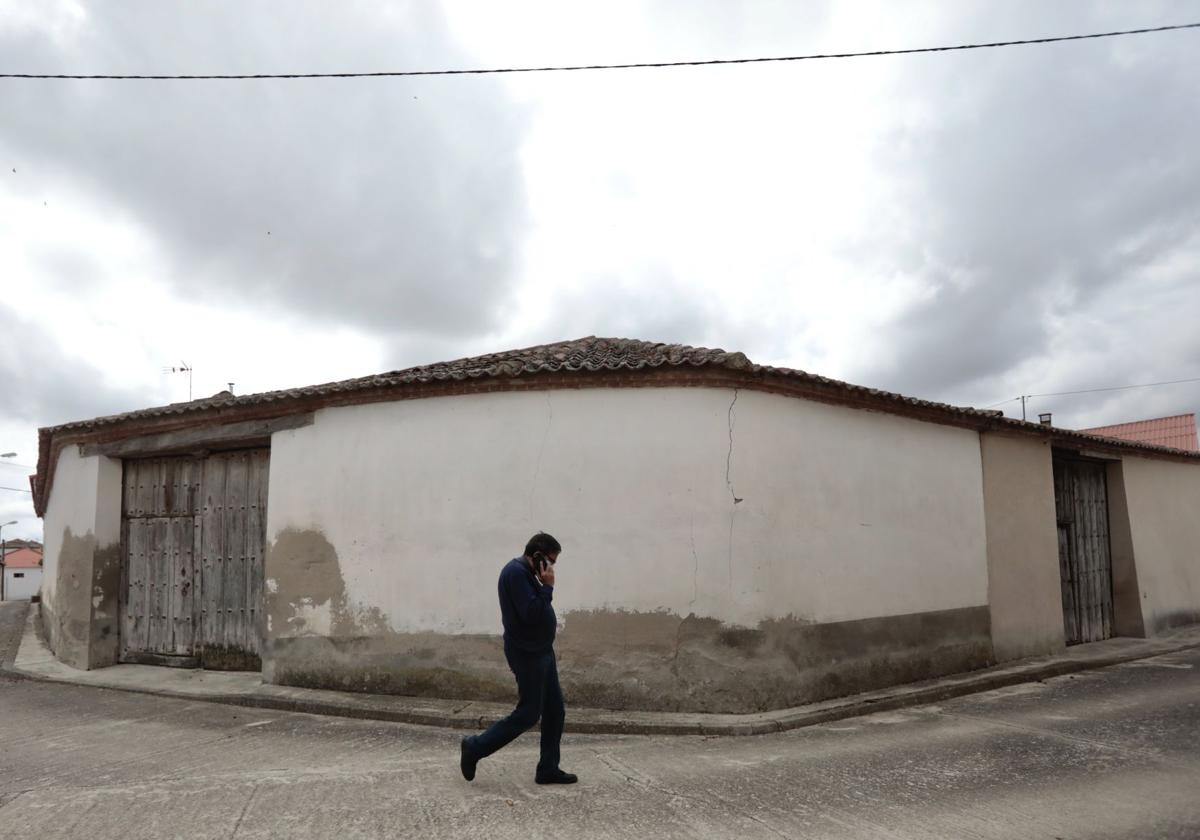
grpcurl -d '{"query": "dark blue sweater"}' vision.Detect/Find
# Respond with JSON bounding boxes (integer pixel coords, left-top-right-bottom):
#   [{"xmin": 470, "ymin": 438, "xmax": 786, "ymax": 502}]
[{"xmin": 498, "ymin": 557, "xmax": 556, "ymax": 654}]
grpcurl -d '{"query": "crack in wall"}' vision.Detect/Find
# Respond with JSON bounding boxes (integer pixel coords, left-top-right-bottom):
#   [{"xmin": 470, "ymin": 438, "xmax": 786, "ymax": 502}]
[
  {"xmin": 725, "ymin": 389, "xmax": 740, "ymax": 503},
  {"xmin": 528, "ymin": 392, "xmax": 554, "ymax": 519},
  {"xmin": 669, "ymin": 619, "xmax": 685, "ymax": 678}
]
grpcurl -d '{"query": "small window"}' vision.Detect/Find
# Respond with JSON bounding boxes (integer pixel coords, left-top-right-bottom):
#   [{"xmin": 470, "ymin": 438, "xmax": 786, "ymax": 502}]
[{"xmin": 13, "ymin": 572, "xmax": 24, "ymax": 578}]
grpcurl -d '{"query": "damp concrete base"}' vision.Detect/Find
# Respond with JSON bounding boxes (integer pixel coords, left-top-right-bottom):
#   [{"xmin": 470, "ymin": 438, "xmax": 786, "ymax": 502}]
[{"xmin": 7, "ymin": 609, "xmax": 1200, "ymax": 737}]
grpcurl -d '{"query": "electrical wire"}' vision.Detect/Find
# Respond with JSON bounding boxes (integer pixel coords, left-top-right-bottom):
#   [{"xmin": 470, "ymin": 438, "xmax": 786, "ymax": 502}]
[
  {"xmin": 0, "ymin": 486, "xmax": 31, "ymax": 493},
  {"xmin": 1, "ymin": 22, "xmax": 1197, "ymax": 80},
  {"xmin": 984, "ymin": 375, "xmax": 1200, "ymax": 409},
  {"xmin": 1027, "ymin": 376, "xmax": 1200, "ymax": 399}
]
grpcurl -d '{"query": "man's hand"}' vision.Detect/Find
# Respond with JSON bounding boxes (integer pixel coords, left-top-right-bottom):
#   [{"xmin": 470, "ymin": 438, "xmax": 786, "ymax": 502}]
[{"xmin": 538, "ymin": 561, "xmax": 556, "ymax": 587}]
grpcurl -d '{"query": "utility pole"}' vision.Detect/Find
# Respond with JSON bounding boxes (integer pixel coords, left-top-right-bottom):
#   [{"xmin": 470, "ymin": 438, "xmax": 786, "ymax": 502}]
[
  {"xmin": 0, "ymin": 455, "xmax": 15, "ymax": 600},
  {"xmin": 1020, "ymin": 395, "xmax": 1027, "ymax": 421},
  {"xmin": 0, "ymin": 520, "xmax": 15, "ymax": 602}
]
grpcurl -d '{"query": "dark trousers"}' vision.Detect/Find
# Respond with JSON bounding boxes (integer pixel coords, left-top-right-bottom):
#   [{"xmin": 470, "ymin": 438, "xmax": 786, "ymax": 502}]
[{"xmin": 468, "ymin": 647, "xmax": 564, "ymax": 774}]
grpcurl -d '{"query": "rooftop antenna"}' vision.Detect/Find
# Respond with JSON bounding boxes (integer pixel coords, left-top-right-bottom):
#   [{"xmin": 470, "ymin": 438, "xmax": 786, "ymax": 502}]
[{"xmin": 163, "ymin": 362, "xmax": 193, "ymax": 401}]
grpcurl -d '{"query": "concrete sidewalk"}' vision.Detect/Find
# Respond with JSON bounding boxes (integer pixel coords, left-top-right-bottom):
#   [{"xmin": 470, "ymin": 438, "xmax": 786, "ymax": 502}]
[{"xmin": 6, "ymin": 607, "xmax": 1200, "ymax": 736}]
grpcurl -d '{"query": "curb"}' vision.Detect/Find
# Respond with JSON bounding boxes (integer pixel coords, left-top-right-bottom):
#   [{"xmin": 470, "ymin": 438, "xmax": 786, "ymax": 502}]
[{"xmin": 6, "ymin": 633, "xmax": 1200, "ymax": 737}]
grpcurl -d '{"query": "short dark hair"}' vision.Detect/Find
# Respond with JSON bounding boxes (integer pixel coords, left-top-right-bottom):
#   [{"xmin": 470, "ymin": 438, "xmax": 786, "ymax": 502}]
[{"xmin": 524, "ymin": 532, "xmax": 562, "ymax": 558}]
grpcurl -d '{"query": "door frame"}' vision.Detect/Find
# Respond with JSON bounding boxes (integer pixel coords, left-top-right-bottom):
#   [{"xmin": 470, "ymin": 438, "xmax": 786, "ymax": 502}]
[
  {"xmin": 118, "ymin": 444, "xmax": 271, "ymax": 670},
  {"xmin": 1052, "ymin": 449, "xmax": 1117, "ymax": 645}
]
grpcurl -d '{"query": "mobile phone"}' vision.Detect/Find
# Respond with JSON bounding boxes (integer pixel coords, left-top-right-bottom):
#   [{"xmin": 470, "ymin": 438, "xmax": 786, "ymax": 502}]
[{"xmin": 533, "ymin": 551, "xmax": 548, "ymax": 574}]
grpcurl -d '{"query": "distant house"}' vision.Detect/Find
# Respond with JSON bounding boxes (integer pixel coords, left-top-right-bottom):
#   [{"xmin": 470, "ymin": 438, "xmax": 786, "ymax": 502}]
[
  {"xmin": 1081, "ymin": 414, "xmax": 1198, "ymax": 453},
  {"xmin": 3, "ymin": 546, "xmax": 43, "ymax": 601},
  {"xmin": 3, "ymin": 539, "xmax": 42, "ymax": 549}
]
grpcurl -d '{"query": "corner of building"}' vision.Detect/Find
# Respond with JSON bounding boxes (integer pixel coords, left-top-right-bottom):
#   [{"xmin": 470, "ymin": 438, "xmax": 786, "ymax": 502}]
[
  {"xmin": 1115, "ymin": 455, "xmax": 1200, "ymax": 637},
  {"xmin": 981, "ymin": 431, "xmax": 1065, "ymax": 662},
  {"xmin": 1104, "ymin": 460, "xmax": 1147, "ymax": 637},
  {"xmin": 39, "ymin": 446, "xmax": 124, "ymax": 671}
]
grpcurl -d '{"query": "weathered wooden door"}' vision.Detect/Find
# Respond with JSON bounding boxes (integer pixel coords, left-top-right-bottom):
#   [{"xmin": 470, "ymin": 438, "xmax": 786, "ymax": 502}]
[
  {"xmin": 197, "ymin": 450, "xmax": 269, "ymax": 670},
  {"xmin": 121, "ymin": 458, "xmax": 202, "ymax": 663},
  {"xmin": 1053, "ymin": 457, "xmax": 1114, "ymax": 645},
  {"xmin": 121, "ymin": 450, "xmax": 269, "ymax": 670}
]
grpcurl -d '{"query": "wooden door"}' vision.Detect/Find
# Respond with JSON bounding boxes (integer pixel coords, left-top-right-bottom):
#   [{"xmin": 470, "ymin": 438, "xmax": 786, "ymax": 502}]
[
  {"xmin": 121, "ymin": 458, "xmax": 202, "ymax": 663},
  {"xmin": 198, "ymin": 449, "xmax": 269, "ymax": 670},
  {"xmin": 121, "ymin": 449, "xmax": 269, "ymax": 670},
  {"xmin": 1053, "ymin": 457, "xmax": 1114, "ymax": 645}
]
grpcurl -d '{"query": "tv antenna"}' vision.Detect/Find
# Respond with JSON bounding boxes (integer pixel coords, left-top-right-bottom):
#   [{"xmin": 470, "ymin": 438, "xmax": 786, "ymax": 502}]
[{"xmin": 163, "ymin": 362, "xmax": 193, "ymax": 401}]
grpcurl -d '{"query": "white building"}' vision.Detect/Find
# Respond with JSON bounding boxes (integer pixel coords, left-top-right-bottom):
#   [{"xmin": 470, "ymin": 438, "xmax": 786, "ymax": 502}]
[
  {"xmin": 29, "ymin": 337, "xmax": 1200, "ymax": 712},
  {"xmin": 3, "ymin": 547, "xmax": 44, "ymax": 601}
]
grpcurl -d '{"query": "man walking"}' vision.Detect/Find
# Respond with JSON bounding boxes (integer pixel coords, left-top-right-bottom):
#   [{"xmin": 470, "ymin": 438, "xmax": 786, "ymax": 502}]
[{"xmin": 460, "ymin": 532, "xmax": 577, "ymax": 785}]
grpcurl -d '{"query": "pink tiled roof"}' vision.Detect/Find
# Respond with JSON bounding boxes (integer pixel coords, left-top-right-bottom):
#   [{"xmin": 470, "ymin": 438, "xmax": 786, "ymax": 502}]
[
  {"xmin": 1081, "ymin": 414, "xmax": 1198, "ymax": 453},
  {"xmin": 2, "ymin": 547, "xmax": 42, "ymax": 569}
]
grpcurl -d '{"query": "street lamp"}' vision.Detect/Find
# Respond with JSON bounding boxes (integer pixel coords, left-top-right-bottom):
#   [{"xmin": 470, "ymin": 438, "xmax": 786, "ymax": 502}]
[{"xmin": 0, "ymin": 520, "xmax": 15, "ymax": 602}]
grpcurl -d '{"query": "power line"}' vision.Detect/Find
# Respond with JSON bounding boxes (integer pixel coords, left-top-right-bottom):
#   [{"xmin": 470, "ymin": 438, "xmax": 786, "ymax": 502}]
[
  {"xmin": 1028, "ymin": 376, "xmax": 1200, "ymax": 399},
  {"xmin": 984, "ymin": 375, "xmax": 1200, "ymax": 411},
  {"xmin": 0, "ymin": 486, "xmax": 31, "ymax": 493},
  {"xmin": 2, "ymin": 21, "xmax": 1197, "ymax": 80}
]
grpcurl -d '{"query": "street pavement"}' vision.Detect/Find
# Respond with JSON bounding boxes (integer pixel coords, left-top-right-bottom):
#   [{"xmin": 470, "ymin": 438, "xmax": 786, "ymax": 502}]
[
  {"xmin": 1, "ymin": 646, "xmax": 1198, "ymax": 838},
  {"xmin": 0, "ymin": 601, "xmax": 29, "ymax": 668}
]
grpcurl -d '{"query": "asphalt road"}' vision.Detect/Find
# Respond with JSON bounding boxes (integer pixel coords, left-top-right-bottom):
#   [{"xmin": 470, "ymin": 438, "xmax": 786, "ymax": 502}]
[
  {"xmin": 0, "ymin": 601, "xmax": 29, "ymax": 668},
  {"xmin": 1, "ymin": 646, "xmax": 1198, "ymax": 839}
]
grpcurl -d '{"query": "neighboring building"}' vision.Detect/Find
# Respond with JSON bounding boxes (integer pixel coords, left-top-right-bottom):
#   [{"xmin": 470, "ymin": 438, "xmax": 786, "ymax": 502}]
[
  {"xmin": 1081, "ymin": 413, "xmax": 1199, "ymax": 453},
  {"xmin": 28, "ymin": 337, "xmax": 1200, "ymax": 713},
  {"xmin": 3, "ymin": 546, "xmax": 44, "ymax": 601}
]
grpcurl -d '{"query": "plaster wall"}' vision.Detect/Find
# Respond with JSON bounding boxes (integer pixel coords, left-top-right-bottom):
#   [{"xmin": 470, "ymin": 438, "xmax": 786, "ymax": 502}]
[
  {"xmin": 264, "ymin": 386, "xmax": 992, "ymax": 712},
  {"xmin": 1105, "ymin": 461, "xmax": 1145, "ymax": 637},
  {"xmin": 980, "ymin": 433, "xmax": 1064, "ymax": 661},
  {"xmin": 40, "ymin": 446, "xmax": 123, "ymax": 669},
  {"xmin": 4, "ymin": 567, "xmax": 43, "ymax": 601},
  {"xmin": 1118, "ymin": 455, "xmax": 1200, "ymax": 634}
]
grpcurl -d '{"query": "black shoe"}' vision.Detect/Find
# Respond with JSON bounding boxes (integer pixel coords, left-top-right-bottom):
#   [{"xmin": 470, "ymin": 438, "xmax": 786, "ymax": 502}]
[
  {"xmin": 460, "ymin": 737, "xmax": 478, "ymax": 782},
  {"xmin": 535, "ymin": 769, "xmax": 578, "ymax": 785}
]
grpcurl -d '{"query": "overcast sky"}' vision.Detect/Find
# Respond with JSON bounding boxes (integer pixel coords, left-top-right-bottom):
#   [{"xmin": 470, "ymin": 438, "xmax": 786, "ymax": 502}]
[{"xmin": 2, "ymin": 1, "xmax": 1198, "ymax": 540}]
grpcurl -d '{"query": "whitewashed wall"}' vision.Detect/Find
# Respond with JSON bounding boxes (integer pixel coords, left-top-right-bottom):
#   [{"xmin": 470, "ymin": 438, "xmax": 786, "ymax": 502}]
[
  {"xmin": 981, "ymin": 433, "xmax": 1063, "ymax": 661},
  {"xmin": 40, "ymin": 445, "xmax": 123, "ymax": 668},
  {"xmin": 1120, "ymin": 455, "xmax": 1200, "ymax": 633},
  {"xmin": 266, "ymin": 386, "xmax": 989, "ymax": 637},
  {"xmin": 41, "ymin": 446, "xmax": 103, "ymax": 610}
]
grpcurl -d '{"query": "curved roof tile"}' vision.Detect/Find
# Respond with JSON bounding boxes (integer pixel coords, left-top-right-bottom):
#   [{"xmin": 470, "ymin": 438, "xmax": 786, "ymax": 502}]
[{"xmin": 31, "ymin": 335, "xmax": 1200, "ymax": 516}]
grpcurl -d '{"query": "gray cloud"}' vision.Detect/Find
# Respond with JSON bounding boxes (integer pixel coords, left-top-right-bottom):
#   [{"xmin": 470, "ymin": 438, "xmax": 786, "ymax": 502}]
[
  {"xmin": 380, "ymin": 269, "xmax": 737, "ymax": 372},
  {"xmin": 538, "ymin": 271, "xmax": 763, "ymax": 356},
  {"xmin": 4, "ymin": 2, "xmax": 1198, "ymax": 435},
  {"xmin": 0, "ymin": 301, "xmax": 144, "ymax": 540},
  {"xmin": 0, "ymin": 304, "xmax": 152, "ymax": 426},
  {"xmin": 840, "ymin": 2, "xmax": 1200, "ymax": 419},
  {"xmin": 0, "ymin": 3, "xmax": 528, "ymax": 338},
  {"xmin": 644, "ymin": 0, "xmax": 833, "ymax": 56}
]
